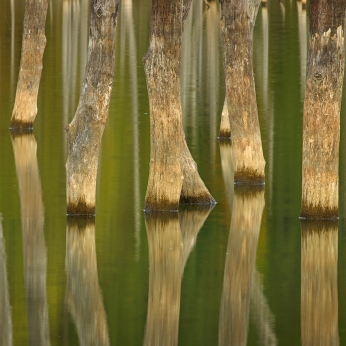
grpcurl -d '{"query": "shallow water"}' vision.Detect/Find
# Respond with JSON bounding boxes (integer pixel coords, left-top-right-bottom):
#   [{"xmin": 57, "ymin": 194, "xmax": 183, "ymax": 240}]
[{"xmin": 1, "ymin": 0, "xmax": 346, "ymax": 345}]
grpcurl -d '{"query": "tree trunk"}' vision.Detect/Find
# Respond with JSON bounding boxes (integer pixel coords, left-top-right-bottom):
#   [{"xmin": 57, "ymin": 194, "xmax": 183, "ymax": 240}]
[
  {"xmin": 300, "ymin": 0, "xmax": 346, "ymax": 219},
  {"xmin": 220, "ymin": 0, "xmax": 265, "ymax": 184},
  {"xmin": 66, "ymin": 218, "xmax": 110, "ymax": 346},
  {"xmin": 10, "ymin": 0, "xmax": 48, "ymax": 129},
  {"xmin": 144, "ymin": 0, "xmax": 215, "ymax": 211},
  {"xmin": 218, "ymin": 97, "xmax": 231, "ymax": 138},
  {"xmin": 65, "ymin": 0, "xmax": 119, "ymax": 215},
  {"xmin": 219, "ymin": 186, "xmax": 264, "ymax": 346},
  {"xmin": 301, "ymin": 221, "xmax": 339, "ymax": 346},
  {"xmin": 11, "ymin": 133, "xmax": 50, "ymax": 346}
]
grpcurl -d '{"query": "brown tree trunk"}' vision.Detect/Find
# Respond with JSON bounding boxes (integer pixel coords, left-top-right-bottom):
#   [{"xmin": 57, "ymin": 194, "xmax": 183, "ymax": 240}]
[
  {"xmin": 66, "ymin": 218, "xmax": 110, "ymax": 346},
  {"xmin": 301, "ymin": 221, "xmax": 339, "ymax": 346},
  {"xmin": 219, "ymin": 186, "xmax": 264, "ymax": 346},
  {"xmin": 144, "ymin": 0, "xmax": 215, "ymax": 211},
  {"xmin": 218, "ymin": 97, "xmax": 231, "ymax": 138},
  {"xmin": 220, "ymin": 0, "xmax": 265, "ymax": 184},
  {"xmin": 10, "ymin": 0, "xmax": 48, "ymax": 129},
  {"xmin": 11, "ymin": 133, "xmax": 50, "ymax": 346},
  {"xmin": 300, "ymin": 0, "xmax": 346, "ymax": 219},
  {"xmin": 0, "ymin": 216, "xmax": 13, "ymax": 346},
  {"xmin": 65, "ymin": 0, "xmax": 119, "ymax": 215}
]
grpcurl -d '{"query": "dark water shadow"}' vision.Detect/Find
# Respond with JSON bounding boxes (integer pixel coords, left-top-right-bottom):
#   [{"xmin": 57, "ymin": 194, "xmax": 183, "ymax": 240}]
[
  {"xmin": 143, "ymin": 206, "xmax": 212, "ymax": 346},
  {"xmin": 0, "ymin": 214, "xmax": 13, "ymax": 346},
  {"xmin": 301, "ymin": 220, "xmax": 339, "ymax": 346},
  {"xmin": 218, "ymin": 140, "xmax": 277, "ymax": 346},
  {"xmin": 65, "ymin": 216, "xmax": 110, "ymax": 346},
  {"xmin": 11, "ymin": 132, "xmax": 50, "ymax": 345}
]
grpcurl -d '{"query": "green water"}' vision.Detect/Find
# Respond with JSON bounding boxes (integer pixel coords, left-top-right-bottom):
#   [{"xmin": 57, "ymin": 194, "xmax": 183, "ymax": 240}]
[{"xmin": 1, "ymin": 0, "xmax": 346, "ymax": 345}]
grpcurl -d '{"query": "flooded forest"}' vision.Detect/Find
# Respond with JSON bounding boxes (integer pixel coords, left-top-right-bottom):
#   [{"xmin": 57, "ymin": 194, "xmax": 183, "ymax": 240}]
[{"xmin": 1, "ymin": 0, "xmax": 346, "ymax": 345}]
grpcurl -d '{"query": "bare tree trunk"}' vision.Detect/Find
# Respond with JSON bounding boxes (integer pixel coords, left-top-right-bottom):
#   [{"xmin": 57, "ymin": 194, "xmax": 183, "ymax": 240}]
[
  {"xmin": 219, "ymin": 186, "xmax": 264, "ymax": 346},
  {"xmin": 220, "ymin": 0, "xmax": 265, "ymax": 184},
  {"xmin": 11, "ymin": 133, "xmax": 50, "ymax": 346},
  {"xmin": 66, "ymin": 218, "xmax": 110, "ymax": 346},
  {"xmin": 300, "ymin": 0, "xmax": 346, "ymax": 219},
  {"xmin": 65, "ymin": 0, "xmax": 119, "ymax": 215},
  {"xmin": 144, "ymin": 0, "xmax": 215, "ymax": 211},
  {"xmin": 10, "ymin": 0, "xmax": 48, "ymax": 129},
  {"xmin": 301, "ymin": 221, "xmax": 339, "ymax": 346},
  {"xmin": 218, "ymin": 97, "xmax": 231, "ymax": 138}
]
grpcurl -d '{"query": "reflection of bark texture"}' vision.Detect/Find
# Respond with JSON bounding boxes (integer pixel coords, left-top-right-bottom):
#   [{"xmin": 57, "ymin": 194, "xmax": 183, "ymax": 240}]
[
  {"xmin": 0, "ymin": 215, "xmax": 13, "ymax": 346},
  {"xmin": 144, "ymin": 213, "xmax": 182, "ymax": 346},
  {"xmin": 219, "ymin": 187, "xmax": 264, "ymax": 346},
  {"xmin": 250, "ymin": 271, "xmax": 277, "ymax": 346},
  {"xmin": 144, "ymin": 208, "xmax": 211, "ymax": 346},
  {"xmin": 11, "ymin": 133, "xmax": 50, "ymax": 346},
  {"xmin": 179, "ymin": 206, "xmax": 213, "ymax": 270},
  {"xmin": 66, "ymin": 218, "xmax": 110, "ymax": 346},
  {"xmin": 301, "ymin": 221, "xmax": 339, "ymax": 346}
]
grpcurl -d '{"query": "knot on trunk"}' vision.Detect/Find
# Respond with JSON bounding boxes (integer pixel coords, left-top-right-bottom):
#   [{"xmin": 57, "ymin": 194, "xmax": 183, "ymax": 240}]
[{"xmin": 313, "ymin": 72, "xmax": 323, "ymax": 84}]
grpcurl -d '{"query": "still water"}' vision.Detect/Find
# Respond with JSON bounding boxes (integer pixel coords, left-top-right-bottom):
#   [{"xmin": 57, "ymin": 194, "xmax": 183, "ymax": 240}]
[{"xmin": 1, "ymin": 0, "xmax": 346, "ymax": 345}]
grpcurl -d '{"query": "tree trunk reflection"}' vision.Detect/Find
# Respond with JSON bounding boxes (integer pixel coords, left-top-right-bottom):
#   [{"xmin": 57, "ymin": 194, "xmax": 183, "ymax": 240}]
[
  {"xmin": 0, "ymin": 214, "xmax": 13, "ymax": 346},
  {"xmin": 11, "ymin": 133, "xmax": 50, "ymax": 346},
  {"xmin": 301, "ymin": 221, "xmax": 339, "ymax": 346},
  {"xmin": 65, "ymin": 217, "xmax": 110, "ymax": 346},
  {"xmin": 144, "ymin": 207, "xmax": 212, "ymax": 346}
]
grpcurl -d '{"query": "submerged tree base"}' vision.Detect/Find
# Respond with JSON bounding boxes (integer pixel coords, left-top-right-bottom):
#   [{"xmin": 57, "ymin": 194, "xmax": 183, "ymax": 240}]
[
  {"xmin": 67, "ymin": 200, "xmax": 95, "ymax": 216},
  {"xmin": 234, "ymin": 168, "xmax": 265, "ymax": 185},
  {"xmin": 9, "ymin": 119, "xmax": 34, "ymax": 130},
  {"xmin": 300, "ymin": 203, "xmax": 338, "ymax": 220}
]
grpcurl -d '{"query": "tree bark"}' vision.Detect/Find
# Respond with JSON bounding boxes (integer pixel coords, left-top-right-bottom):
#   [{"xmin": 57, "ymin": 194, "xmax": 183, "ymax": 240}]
[
  {"xmin": 220, "ymin": 0, "xmax": 265, "ymax": 184},
  {"xmin": 66, "ymin": 218, "xmax": 110, "ymax": 346},
  {"xmin": 11, "ymin": 133, "xmax": 50, "ymax": 346},
  {"xmin": 10, "ymin": 0, "xmax": 48, "ymax": 129},
  {"xmin": 300, "ymin": 0, "xmax": 346, "ymax": 219},
  {"xmin": 219, "ymin": 186, "xmax": 264, "ymax": 346},
  {"xmin": 218, "ymin": 97, "xmax": 231, "ymax": 138},
  {"xmin": 301, "ymin": 221, "xmax": 339, "ymax": 346},
  {"xmin": 144, "ymin": 0, "xmax": 215, "ymax": 211},
  {"xmin": 65, "ymin": 0, "xmax": 119, "ymax": 215}
]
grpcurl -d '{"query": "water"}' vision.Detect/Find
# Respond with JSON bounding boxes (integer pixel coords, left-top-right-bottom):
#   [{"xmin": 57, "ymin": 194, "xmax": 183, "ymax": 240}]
[{"xmin": 0, "ymin": 0, "xmax": 346, "ymax": 345}]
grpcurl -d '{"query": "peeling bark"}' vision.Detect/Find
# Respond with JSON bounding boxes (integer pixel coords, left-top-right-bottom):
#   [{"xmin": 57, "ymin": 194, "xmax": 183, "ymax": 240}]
[
  {"xmin": 10, "ymin": 0, "xmax": 48, "ymax": 129},
  {"xmin": 219, "ymin": 186, "xmax": 264, "ymax": 346},
  {"xmin": 66, "ymin": 217, "xmax": 110, "ymax": 346},
  {"xmin": 301, "ymin": 221, "xmax": 339, "ymax": 346},
  {"xmin": 144, "ymin": 0, "xmax": 215, "ymax": 211},
  {"xmin": 220, "ymin": 0, "xmax": 265, "ymax": 184},
  {"xmin": 66, "ymin": 0, "xmax": 119, "ymax": 215},
  {"xmin": 300, "ymin": 0, "xmax": 346, "ymax": 219},
  {"xmin": 11, "ymin": 133, "xmax": 50, "ymax": 346}
]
